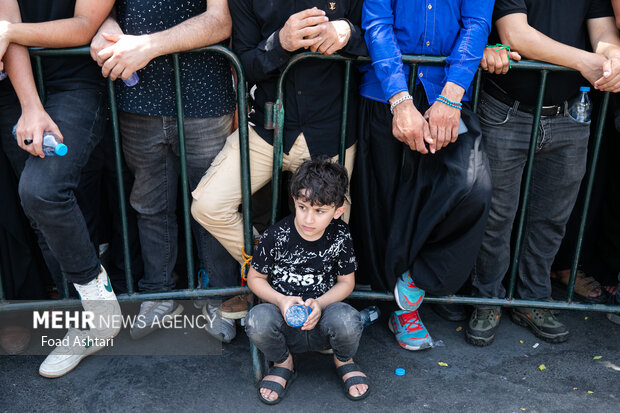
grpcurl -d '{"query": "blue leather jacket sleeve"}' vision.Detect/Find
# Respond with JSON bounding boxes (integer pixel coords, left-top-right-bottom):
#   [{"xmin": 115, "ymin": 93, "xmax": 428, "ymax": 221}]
[
  {"xmin": 445, "ymin": 1, "xmax": 493, "ymax": 92},
  {"xmin": 362, "ymin": 0, "xmax": 409, "ymax": 102}
]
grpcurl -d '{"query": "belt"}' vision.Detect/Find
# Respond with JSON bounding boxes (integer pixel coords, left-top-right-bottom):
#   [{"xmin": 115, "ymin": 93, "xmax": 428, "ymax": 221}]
[{"xmin": 484, "ymin": 81, "xmax": 565, "ymax": 117}]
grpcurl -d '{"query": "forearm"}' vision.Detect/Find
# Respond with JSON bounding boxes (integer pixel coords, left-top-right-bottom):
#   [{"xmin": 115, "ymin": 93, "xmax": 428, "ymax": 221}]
[
  {"xmin": 588, "ymin": 17, "xmax": 620, "ymax": 60},
  {"xmin": 6, "ymin": 19, "xmax": 98, "ymax": 47},
  {"xmin": 4, "ymin": 43, "xmax": 42, "ymax": 112},
  {"xmin": 147, "ymin": 9, "xmax": 231, "ymax": 58},
  {"xmin": 247, "ymin": 271, "xmax": 286, "ymax": 306},
  {"xmin": 315, "ymin": 277, "xmax": 354, "ymax": 310},
  {"xmin": 440, "ymin": 82, "xmax": 465, "ymax": 103}
]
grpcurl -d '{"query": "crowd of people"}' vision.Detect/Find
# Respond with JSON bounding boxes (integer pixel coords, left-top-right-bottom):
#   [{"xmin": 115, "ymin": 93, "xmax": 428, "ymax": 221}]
[{"xmin": 1, "ymin": 0, "xmax": 620, "ymax": 404}]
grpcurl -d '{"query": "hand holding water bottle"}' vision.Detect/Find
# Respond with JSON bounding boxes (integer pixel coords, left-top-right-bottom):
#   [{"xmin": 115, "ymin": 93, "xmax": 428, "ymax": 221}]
[
  {"xmin": 13, "ymin": 107, "xmax": 64, "ymax": 158},
  {"xmin": 97, "ymin": 32, "xmax": 152, "ymax": 84}
]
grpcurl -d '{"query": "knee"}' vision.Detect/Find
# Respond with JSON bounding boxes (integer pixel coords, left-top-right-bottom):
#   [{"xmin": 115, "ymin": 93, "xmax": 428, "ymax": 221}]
[
  {"xmin": 191, "ymin": 191, "xmax": 233, "ymax": 228},
  {"xmin": 244, "ymin": 304, "xmax": 282, "ymax": 342},
  {"xmin": 18, "ymin": 173, "xmax": 68, "ymax": 218},
  {"xmin": 321, "ymin": 303, "xmax": 362, "ymax": 340}
]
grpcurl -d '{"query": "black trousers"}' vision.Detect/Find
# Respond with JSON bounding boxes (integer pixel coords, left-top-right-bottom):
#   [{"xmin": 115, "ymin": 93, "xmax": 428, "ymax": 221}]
[{"xmin": 349, "ymin": 91, "xmax": 492, "ymax": 295}]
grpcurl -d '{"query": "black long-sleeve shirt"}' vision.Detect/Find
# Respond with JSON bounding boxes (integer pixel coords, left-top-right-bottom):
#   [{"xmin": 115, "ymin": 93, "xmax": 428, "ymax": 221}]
[{"xmin": 229, "ymin": 0, "xmax": 367, "ymax": 157}]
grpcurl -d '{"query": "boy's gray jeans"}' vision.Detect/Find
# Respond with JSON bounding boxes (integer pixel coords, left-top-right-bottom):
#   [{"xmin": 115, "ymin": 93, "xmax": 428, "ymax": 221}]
[
  {"xmin": 245, "ymin": 302, "xmax": 363, "ymax": 363},
  {"xmin": 471, "ymin": 90, "xmax": 590, "ymax": 301}
]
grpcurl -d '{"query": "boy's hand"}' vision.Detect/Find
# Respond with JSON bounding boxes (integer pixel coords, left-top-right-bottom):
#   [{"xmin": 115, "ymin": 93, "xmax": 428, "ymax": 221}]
[
  {"xmin": 301, "ymin": 298, "xmax": 322, "ymax": 331},
  {"xmin": 277, "ymin": 295, "xmax": 305, "ymax": 325}
]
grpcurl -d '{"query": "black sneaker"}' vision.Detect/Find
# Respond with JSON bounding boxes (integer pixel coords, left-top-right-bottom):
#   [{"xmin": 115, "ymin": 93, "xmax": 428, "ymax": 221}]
[
  {"xmin": 466, "ymin": 306, "xmax": 501, "ymax": 346},
  {"xmin": 511, "ymin": 307, "xmax": 569, "ymax": 343}
]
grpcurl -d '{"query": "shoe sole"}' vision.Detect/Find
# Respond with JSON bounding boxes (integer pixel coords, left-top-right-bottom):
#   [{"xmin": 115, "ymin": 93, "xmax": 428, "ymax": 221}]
[
  {"xmin": 387, "ymin": 317, "xmax": 432, "ymax": 351},
  {"xmin": 130, "ymin": 304, "xmax": 185, "ymax": 340},
  {"xmin": 39, "ymin": 329, "xmax": 120, "ymax": 379},
  {"xmin": 511, "ymin": 312, "xmax": 569, "ymax": 343},
  {"xmin": 465, "ymin": 330, "xmax": 495, "ymax": 347},
  {"xmin": 219, "ymin": 309, "xmax": 248, "ymax": 320}
]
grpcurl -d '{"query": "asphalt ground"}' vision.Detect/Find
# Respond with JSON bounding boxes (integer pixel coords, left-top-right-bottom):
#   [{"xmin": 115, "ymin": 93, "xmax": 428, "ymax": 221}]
[{"xmin": 1, "ymin": 301, "xmax": 618, "ymax": 413}]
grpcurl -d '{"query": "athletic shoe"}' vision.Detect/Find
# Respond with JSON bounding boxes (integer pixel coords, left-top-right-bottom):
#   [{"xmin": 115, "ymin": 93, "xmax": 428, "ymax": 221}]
[
  {"xmin": 388, "ymin": 310, "xmax": 433, "ymax": 351},
  {"xmin": 129, "ymin": 300, "xmax": 184, "ymax": 340},
  {"xmin": 607, "ymin": 312, "xmax": 620, "ymax": 325},
  {"xmin": 40, "ymin": 266, "xmax": 120, "ymax": 378},
  {"xmin": 466, "ymin": 306, "xmax": 501, "ymax": 346},
  {"xmin": 394, "ymin": 271, "xmax": 425, "ymax": 311},
  {"xmin": 39, "ymin": 328, "xmax": 112, "ymax": 378},
  {"xmin": 511, "ymin": 307, "xmax": 569, "ymax": 343},
  {"xmin": 219, "ymin": 295, "xmax": 250, "ymax": 319},
  {"xmin": 203, "ymin": 304, "xmax": 236, "ymax": 343}
]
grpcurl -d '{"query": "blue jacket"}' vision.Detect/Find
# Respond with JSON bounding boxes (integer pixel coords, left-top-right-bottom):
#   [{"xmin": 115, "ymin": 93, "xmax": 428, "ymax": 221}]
[{"xmin": 360, "ymin": 0, "xmax": 494, "ymax": 104}]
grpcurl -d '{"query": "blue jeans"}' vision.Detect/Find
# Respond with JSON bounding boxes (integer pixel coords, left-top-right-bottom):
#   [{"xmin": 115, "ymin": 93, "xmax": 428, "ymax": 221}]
[
  {"xmin": 245, "ymin": 302, "xmax": 363, "ymax": 363},
  {"xmin": 119, "ymin": 112, "xmax": 238, "ymax": 292},
  {"xmin": 1, "ymin": 88, "xmax": 107, "ymax": 285},
  {"xmin": 472, "ymin": 90, "xmax": 590, "ymax": 300}
]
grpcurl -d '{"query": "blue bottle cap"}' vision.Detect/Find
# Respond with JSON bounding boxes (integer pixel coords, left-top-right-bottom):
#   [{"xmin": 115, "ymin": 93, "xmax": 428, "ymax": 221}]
[
  {"xmin": 395, "ymin": 368, "xmax": 406, "ymax": 376},
  {"xmin": 579, "ymin": 86, "xmax": 590, "ymax": 92},
  {"xmin": 54, "ymin": 143, "xmax": 68, "ymax": 156},
  {"xmin": 123, "ymin": 72, "xmax": 139, "ymax": 87}
]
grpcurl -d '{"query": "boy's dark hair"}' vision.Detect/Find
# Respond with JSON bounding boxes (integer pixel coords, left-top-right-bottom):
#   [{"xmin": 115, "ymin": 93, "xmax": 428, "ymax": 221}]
[{"xmin": 289, "ymin": 156, "xmax": 349, "ymax": 207}]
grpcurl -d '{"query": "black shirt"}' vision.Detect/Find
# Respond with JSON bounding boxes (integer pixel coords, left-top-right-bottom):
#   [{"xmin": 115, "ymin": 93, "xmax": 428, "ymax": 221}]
[
  {"xmin": 487, "ymin": 0, "xmax": 613, "ymax": 105},
  {"xmin": 229, "ymin": 0, "xmax": 367, "ymax": 157},
  {"xmin": 17, "ymin": 0, "xmax": 104, "ymax": 92},
  {"xmin": 251, "ymin": 214, "xmax": 357, "ymax": 301}
]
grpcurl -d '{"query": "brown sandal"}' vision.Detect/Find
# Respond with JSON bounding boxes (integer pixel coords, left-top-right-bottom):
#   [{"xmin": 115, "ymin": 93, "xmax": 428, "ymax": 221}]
[{"xmin": 552, "ymin": 270, "xmax": 608, "ymax": 304}]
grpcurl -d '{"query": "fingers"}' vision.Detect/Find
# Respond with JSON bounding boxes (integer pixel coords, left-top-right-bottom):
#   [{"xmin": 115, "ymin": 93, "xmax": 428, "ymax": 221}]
[
  {"xmin": 480, "ymin": 57, "xmax": 488, "ymax": 71},
  {"xmin": 294, "ymin": 7, "xmax": 327, "ymax": 20},
  {"xmin": 500, "ymin": 51, "xmax": 510, "ymax": 75},
  {"xmin": 101, "ymin": 32, "xmax": 122, "ymax": 43},
  {"xmin": 510, "ymin": 51, "xmax": 522, "ymax": 61}
]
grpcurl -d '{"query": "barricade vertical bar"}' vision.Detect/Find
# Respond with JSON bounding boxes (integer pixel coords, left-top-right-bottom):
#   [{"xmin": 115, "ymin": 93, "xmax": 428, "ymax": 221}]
[
  {"xmin": 61, "ymin": 272, "xmax": 70, "ymax": 299},
  {"xmin": 338, "ymin": 60, "xmax": 352, "ymax": 165},
  {"xmin": 0, "ymin": 256, "xmax": 5, "ymax": 300},
  {"xmin": 472, "ymin": 68, "xmax": 482, "ymax": 113},
  {"xmin": 270, "ymin": 99, "xmax": 285, "ymax": 225},
  {"xmin": 507, "ymin": 70, "xmax": 548, "ymax": 299},
  {"xmin": 106, "ymin": 78, "xmax": 134, "ymax": 293},
  {"xmin": 172, "ymin": 54, "xmax": 195, "ymax": 288},
  {"xmin": 567, "ymin": 92, "xmax": 610, "ymax": 301},
  {"xmin": 34, "ymin": 56, "xmax": 46, "ymax": 103}
]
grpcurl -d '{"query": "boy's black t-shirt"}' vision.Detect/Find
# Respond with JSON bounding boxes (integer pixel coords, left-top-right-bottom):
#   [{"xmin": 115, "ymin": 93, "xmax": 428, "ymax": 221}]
[
  {"xmin": 487, "ymin": 0, "xmax": 613, "ymax": 106},
  {"xmin": 251, "ymin": 214, "xmax": 357, "ymax": 301},
  {"xmin": 0, "ymin": 0, "xmax": 104, "ymax": 98}
]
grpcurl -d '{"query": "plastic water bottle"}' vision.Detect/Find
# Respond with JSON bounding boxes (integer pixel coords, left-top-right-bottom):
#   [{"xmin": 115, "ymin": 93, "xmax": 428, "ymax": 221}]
[
  {"xmin": 123, "ymin": 72, "xmax": 139, "ymax": 87},
  {"xmin": 0, "ymin": 70, "xmax": 7, "ymax": 81},
  {"xmin": 285, "ymin": 304, "xmax": 312, "ymax": 327},
  {"xmin": 360, "ymin": 305, "xmax": 381, "ymax": 328},
  {"xmin": 568, "ymin": 86, "xmax": 592, "ymax": 122},
  {"xmin": 12, "ymin": 124, "xmax": 68, "ymax": 157}
]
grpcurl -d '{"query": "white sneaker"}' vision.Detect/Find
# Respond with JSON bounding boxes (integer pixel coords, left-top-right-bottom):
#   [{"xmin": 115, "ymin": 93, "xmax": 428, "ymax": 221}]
[
  {"xmin": 39, "ymin": 266, "xmax": 121, "ymax": 378},
  {"xmin": 39, "ymin": 328, "xmax": 111, "ymax": 378},
  {"xmin": 203, "ymin": 304, "xmax": 236, "ymax": 343}
]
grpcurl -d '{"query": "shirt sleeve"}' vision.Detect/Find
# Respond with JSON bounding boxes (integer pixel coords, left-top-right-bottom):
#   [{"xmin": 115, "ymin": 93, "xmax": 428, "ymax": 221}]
[
  {"xmin": 586, "ymin": 0, "xmax": 614, "ymax": 19},
  {"xmin": 445, "ymin": 0, "xmax": 494, "ymax": 93},
  {"xmin": 251, "ymin": 228, "xmax": 276, "ymax": 276},
  {"xmin": 336, "ymin": 224, "xmax": 358, "ymax": 276},
  {"xmin": 229, "ymin": 0, "xmax": 292, "ymax": 84},
  {"xmin": 340, "ymin": 0, "xmax": 368, "ymax": 56},
  {"xmin": 493, "ymin": 0, "xmax": 528, "ymax": 22},
  {"xmin": 362, "ymin": 0, "xmax": 409, "ymax": 102}
]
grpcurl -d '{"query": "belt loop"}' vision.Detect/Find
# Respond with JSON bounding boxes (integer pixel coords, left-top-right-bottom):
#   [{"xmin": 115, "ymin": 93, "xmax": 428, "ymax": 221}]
[{"xmin": 512, "ymin": 98, "xmax": 519, "ymax": 113}]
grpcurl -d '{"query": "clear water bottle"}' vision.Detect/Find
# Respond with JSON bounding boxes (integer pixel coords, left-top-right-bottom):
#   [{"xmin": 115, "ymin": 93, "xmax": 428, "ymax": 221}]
[
  {"xmin": 360, "ymin": 305, "xmax": 380, "ymax": 328},
  {"xmin": 123, "ymin": 72, "xmax": 139, "ymax": 87},
  {"xmin": 285, "ymin": 304, "xmax": 311, "ymax": 327},
  {"xmin": 12, "ymin": 124, "xmax": 68, "ymax": 157},
  {"xmin": 568, "ymin": 86, "xmax": 592, "ymax": 122},
  {"xmin": 0, "ymin": 70, "xmax": 7, "ymax": 81}
]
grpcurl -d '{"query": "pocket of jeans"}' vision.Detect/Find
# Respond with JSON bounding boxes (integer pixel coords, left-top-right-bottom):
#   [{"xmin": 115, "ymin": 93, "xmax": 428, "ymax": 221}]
[
  {"xmin": 478, "ymin": 97, "xmax": 513, "ymax": 126},
  {"xmin": 564, "ymin": 112, "xmax": 591, "ymax": 127}
]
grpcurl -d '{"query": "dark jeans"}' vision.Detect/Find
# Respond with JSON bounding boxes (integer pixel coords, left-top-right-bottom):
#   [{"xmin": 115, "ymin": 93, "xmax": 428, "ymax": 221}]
[
  {"xmin": 0, "ymin": 88, "xmax": 107, "ymax": 285},
  {"xmin": 119, "ymin": 112, "xmax": 238, "ymax": 292},
  {"xmin": 472, "ymin": 90, "xmax": 590, "ymax": 300},
  {"xmin": 245, "ymin": 302, "xmax": 362, "ymax": 363}
]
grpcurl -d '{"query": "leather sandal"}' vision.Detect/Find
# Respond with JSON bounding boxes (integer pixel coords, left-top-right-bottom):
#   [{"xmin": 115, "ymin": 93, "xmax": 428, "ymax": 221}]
[
  {"xmin": 336, "ymin": 362, "xmax": 370, "ymax": 401},
  {"xmin": 257, "ymin": 366, "xmax": 296, "ymax": 405},
  {"xmin": 552, "ymin": 270, "xmax": 608, "ymax": 304}
]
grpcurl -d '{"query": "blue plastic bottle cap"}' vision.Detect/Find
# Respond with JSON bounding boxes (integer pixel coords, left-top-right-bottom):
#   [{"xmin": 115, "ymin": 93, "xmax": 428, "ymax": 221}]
[
  {"xmin": 54, "ymin": 143, "xmax": 68, "ymax": 156},
  {"xmin": 124, "ymin": 72, "xmax": 139, "ymax": 87},
  {"xmin": 395, "ymin": 368, "xmax": 405, "ymax": 376},
  {"xmin": 580, "ymin": 86, "xmax": 590, "ymax": 92}
]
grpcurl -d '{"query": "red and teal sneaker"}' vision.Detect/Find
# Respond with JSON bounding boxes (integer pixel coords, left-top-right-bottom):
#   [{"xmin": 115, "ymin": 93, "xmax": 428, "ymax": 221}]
[
  {"xmin": 388, "ymin": 310, "xmax": 433, "ymax": 351},
  {"xmin": 394, "ymin": 271, "xmax": 425, "ymax": 311}
]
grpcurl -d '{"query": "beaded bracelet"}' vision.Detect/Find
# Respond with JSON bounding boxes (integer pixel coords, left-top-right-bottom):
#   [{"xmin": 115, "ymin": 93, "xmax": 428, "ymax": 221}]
[
  {"xmin": 390, "ymin": 94, "xmax": 413, "ymax": 114},
  {"xmin": 437, "ymin": 94, "xmax": 462, "ymax": 110},
  {"xmin": 486, "ymin": 43, "xmax": 512, "ymax": 69}
]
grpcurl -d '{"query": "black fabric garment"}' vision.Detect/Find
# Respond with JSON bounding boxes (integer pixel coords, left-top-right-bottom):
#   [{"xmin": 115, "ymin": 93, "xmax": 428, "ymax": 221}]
[
  {"xmin": 229, "ymin": 0, "xmax": 367, "ymax": 157},
  {"xmin": 349, "ymin": 89, "xmax": 492, "ymax": 295},
  {"xmin": 488, "ymin": 0, "xmax": 613, "ymax": 106},
  {"xmin": 14, "ymin": 0, "xmax": 104, "ymax": 92},
  {"xmin": 252, "ymin": 214, "xmax": 357, "ymax": 301}
]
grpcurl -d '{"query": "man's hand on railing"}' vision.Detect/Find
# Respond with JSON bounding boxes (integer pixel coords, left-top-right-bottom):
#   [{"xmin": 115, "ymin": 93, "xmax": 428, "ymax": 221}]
[
  {"xmin": 480, "ymin": 47, "xmax": 521, "ymax": 75},
  {"xmin": 15, "ymin": 106, "xmax": 63, "ymax": 158},
  {"xmin": 279, "ymin": 8, "xmax": 328, "ymax": 52},
  {"xmin": 89, "ymin": 14, "xmax": 123, "ymax": 67},
  {"xmin": 97, "ymin": 33, "xmax": 154, "ymax": 82},
  {"xmin": 308, "ymin": 20, "xmax": 351, "ymax": 55},
  {"xmin": 577, "ymin": 52, "xmax": 607, "ymax": 89},
  {"xmin": 594, "ymin": 57, "xmax": 620, "ymax": 93},
  {"xmin": 390, "ymin": 92, "xmax": 432, "ymax": 154}
]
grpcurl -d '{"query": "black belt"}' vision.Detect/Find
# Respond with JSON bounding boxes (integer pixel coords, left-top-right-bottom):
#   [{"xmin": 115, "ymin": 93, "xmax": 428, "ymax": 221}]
[{"xmin": 484, "ymin": 81, "xmax": 565, "ymax": 117}]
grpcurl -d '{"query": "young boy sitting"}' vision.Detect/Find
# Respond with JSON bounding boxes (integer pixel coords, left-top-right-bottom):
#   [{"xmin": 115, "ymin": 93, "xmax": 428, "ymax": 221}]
[{"xmin": 245, "ymin": 157, "xmax": 370, "ymax": 404}]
